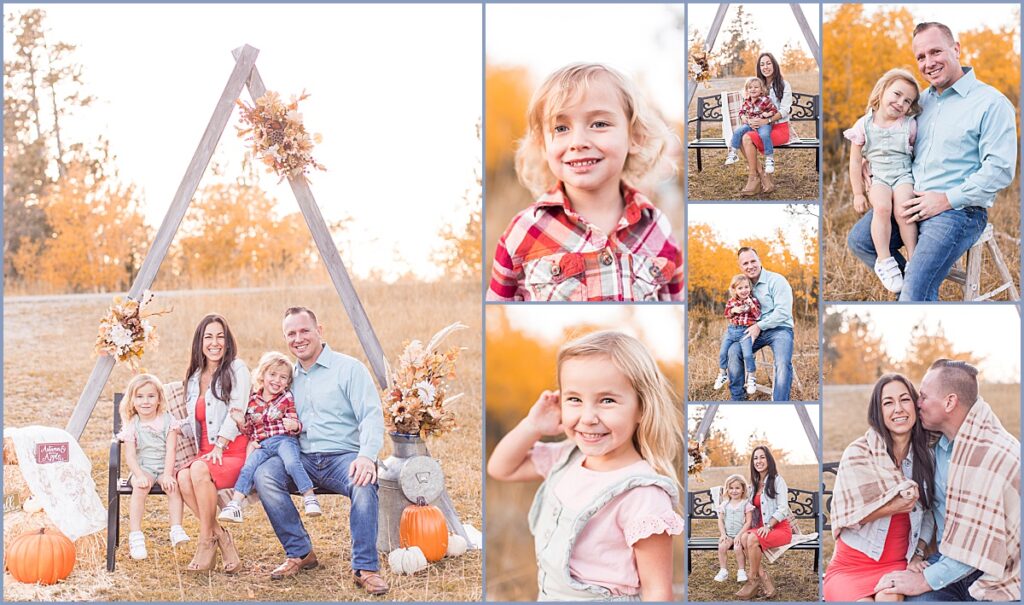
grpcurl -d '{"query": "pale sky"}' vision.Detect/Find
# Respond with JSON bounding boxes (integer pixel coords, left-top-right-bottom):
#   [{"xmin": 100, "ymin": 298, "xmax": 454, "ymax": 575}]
[
  {"xmin": 6, "ymin": 4, "xmax": 482, "ymax": 281},
  {"xmin": 829, "ymin": 305, "xmax": 1020, "ymax": 383},
  {"xmin": 689, "ymin": 403, "xmax": 820, "ymax": 465},
  {"xmin": 688, "ymin": 203, "xmax": 817, "ymax": 264},
  {"xmin": 826, "ymin": 4, "xmax": 1021, "ymax": 51},
  {"xmin": 688, "ymin": 3, "xmax": 820, "ymax": 59},
  {"xmin": 486, "ymin": 3, "xmax": 685, "ymax": 123},
  {"xmin": 491, "ymin": 305, "xmax": 684, "ymax": 364}
]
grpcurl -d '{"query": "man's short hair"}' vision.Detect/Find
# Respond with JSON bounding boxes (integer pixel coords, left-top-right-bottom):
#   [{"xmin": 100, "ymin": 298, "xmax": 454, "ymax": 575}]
[
  {"xmin": 284, "ymin": 306, "xmax": 318, "ymax": 325},
  {"xmin": 928, "ymin": 358, "xmax": 979, "ymax": 406},
  {"xmin": 737, "ymin": 246, "xmax": 759, "ymax": 258},
  {"xmin": 913, "ymin": 22, "xmax": 956, "ymax": 45}
]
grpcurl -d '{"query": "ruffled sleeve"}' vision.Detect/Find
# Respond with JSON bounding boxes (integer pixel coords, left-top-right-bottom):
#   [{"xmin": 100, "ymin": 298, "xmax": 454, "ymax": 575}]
[
  {"xmin": 621, "ymin": 486, "xmax": 685, "ymax": 546},
  {"xmin": 844, "ymin": 115, "xmax": 867, "ymax": 146},
  {"xmin": 745, "ymin": 502, "xmax": 755, "ymax": 513},
  {"xmin": 166, "ymin": 413, "xmax": 184, "ymax": 433},
  {"xmin": 529, "ymin": 440, "xmax": 573, "ymax": 478},
  {"xmin": 116, "ymin": 421, "xmax": 137, "ymax": 445},
  {"xmin": 908, "ymin": 116, "xmax": 917, "ymax": 153}
]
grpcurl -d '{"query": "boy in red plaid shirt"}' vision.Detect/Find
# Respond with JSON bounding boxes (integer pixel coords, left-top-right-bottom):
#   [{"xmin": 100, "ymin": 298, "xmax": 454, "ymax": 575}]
[
  {"xmin": 486, "ymin": 63, "xmax": 683, "ymax": 302},
  {"xmin": 714, "ymin": 275, "xmax": 762, "ymax": 395},
  {"xmin": 725, "ymin": 78, "xmax": 780, "ymax": 174},
  {"xmin": 218, "ymin": 352, "xmax": 321, "ymax": 523}
]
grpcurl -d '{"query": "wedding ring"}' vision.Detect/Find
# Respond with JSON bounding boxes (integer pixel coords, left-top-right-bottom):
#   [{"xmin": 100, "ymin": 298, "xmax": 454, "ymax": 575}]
[{"xmin": 916, "ymin": 211, "xmax": 924, "ymax": 220}]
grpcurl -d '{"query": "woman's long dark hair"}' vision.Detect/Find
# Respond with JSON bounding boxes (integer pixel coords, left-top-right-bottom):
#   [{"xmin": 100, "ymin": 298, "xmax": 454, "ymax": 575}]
[
  {"xmin": 185, "ymin": 314, "xmax": 238, "ymax": 403},
  {"xmin": 749, "ymin": 445, "xmax": 779, "ymax": 499},
  {"xmin": 756, "ymin": 52, "xmax": 785, "ymax": 102},
  {"xmin": 867, "ymin": 373, "xmax": 935, "ymax": 510}
]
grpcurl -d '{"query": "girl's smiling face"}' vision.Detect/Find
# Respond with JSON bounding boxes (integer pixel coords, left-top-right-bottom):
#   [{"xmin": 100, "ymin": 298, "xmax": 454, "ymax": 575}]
[
  {"xmin": 734, "ymin": 281, "xmax": 752, "ymax": 300},
  {"xmin": 727, "ymin": 480, "xmax": 745, "ymax": 501},
  {"xmin": 880, "ymin": 79, "xmax": 918, "ymax": 120},
  {"xmin": 133, "ymin": 382, "xmax": 161, "ymax": 420},
  {"xmin": 545, "ymin": 75, "xmax": 636, "ymax": 198},
  {"xmin": 559, "ymin": 354, "xmax": 641, "ymax": 471},
  {"xmin": 263, "ymin": 363, "xmax": 292, "ymax": 398},
  {"xmin": 746, "ymin": 79, "xmax": 765, "ymax": 99}
]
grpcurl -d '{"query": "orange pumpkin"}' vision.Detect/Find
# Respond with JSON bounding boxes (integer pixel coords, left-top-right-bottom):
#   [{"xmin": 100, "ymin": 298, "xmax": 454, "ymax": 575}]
[
  {"xmin": 399, "ymin": 497, "xmax": 448, "ymax": 562},
  {"xmin": 5, "ymin": 528, "xmax": 76, "ymax": 585}
]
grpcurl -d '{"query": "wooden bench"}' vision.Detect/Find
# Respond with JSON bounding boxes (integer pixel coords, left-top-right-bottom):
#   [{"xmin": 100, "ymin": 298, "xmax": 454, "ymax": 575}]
[
  {"xmin": 106, "ymin": 392, "xmax": 337, "ymax": 572},
  {"xmin": 944, "ymin": 223, "xmax": 1020, "ymax": 301},
  {"xmin": 687, "ymin": 486, "xmax": 821, "ymax": 573},
  {"xmin": 689, "ymin": 92, "xmax": 820, "ymax": 172},
  {"xmin": 752, "ymin": 348, "xmax": 806, "ymax": 400}
]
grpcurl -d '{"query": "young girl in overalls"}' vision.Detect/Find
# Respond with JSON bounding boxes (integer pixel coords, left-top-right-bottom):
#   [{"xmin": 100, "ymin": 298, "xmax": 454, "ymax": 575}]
[
  {"xmin": 844, "ymin": 68, "xmax": 922, "ymax": 293},
  {"xmin": 488, "ymin": 331, "xmax": 684, "ymax": 600},
  {"xmin": 117, "ymin": 373, "xmax": 187, "ymax": 559}
]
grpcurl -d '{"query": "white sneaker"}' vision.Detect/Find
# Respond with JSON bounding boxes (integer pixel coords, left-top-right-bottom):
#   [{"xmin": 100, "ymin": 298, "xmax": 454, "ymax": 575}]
[
  {"xmin": 217, "ymin": 501, "xmax": 244, "ymax": 524},
  {"xmin": 746, "ymin": 373, "xmax": 757, "ymax": 395},
  {"xmin": 303, "ymin": 495, "xmax": 322, "ymax": 517},
  {"xmin": 169, "ymin": 525, "xmax": 190, "ymax": 547},
  {"xmin": 129, "ymin": 531, "xmax": 147, "ymax": 560},
  {"xmin": 724, "ymin": 151, "xmax": 739, "ymax": 166},
  {"xmin": 714, "ymin": 568, "xmax": 729, "ymax": 582},
  {"xmin": 713, "ymin": 371, "xmax": 729, "ymax": 390},
  {"xmin": 764, "ymin": 157, "xmax": 775, "ymax": 174},
  {"xmin": 737, "ymin": 569, "xmax": 748, "ymax": 582},
  {"xmin": 874, "ymin": 256, "xmax": 904, "ymax": 293}
]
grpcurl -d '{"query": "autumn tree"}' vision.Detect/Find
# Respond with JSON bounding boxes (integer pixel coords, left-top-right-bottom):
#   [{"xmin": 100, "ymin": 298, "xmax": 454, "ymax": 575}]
[
  {"xmin": 719, "ymin": 7, "xmax": 761, "ymax": 77},
  {"xmin": 823, "ymin": 309, "xmax": 891, "ymax": 384},
  {"xmin": 485, "ymin": 65, "xmax": 531, "ymax": 176},
  {"xmin": 899, "ymin": 321, "xmax": 985, "ymax": 383},
  {"xmin": 746, "ymin": 430, "xmax": 789, "ymax": 465},
  {"xmin": 961, "ymin": 21, "xmax": 1021, "ymax": 129},
  {"xmin": 781, "ymin": 41, "xmax": 816, "ymax": 73},
  {"xmin": 433, "ymin": 122, "xmax": 482, "ymax": 280}
]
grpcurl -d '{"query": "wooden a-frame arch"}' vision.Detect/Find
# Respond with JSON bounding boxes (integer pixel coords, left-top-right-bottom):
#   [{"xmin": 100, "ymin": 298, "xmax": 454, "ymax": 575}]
[
  {"xmin": 693, "ymin": 403, "xmax": 821, "ymax": 463},
  {"xmin": 686, "ymin": 3, "xmax": 821, "ymax": 111},
  {"xmin": 65, "ymin": 45, "xmax": 387, "ymax": 439}
]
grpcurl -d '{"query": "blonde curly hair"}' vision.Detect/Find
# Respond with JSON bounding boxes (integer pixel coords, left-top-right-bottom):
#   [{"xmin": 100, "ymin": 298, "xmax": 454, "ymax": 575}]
[{"xmin": 515, "ymin": 63, "xmax": 674, "ymax": 197}]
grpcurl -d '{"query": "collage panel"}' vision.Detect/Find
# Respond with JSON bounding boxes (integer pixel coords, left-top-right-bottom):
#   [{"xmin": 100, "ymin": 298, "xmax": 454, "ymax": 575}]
[
  {"xmin": 687, "ymin": 204, "xmax": 820, "ymax": 401},
  {"xmin": 822, "ymin": 4, "xmax": 1021, "ymax": 302},
  {"xmin": 822, "ymin": 304, "xmax": 1021, "ymax": 601},
  {"xmin": 484, "ymin": 3, "xmax": 685, "ymax": 302},
  {"xmin": 686, "ymin": 403, "xmax": 822, "ymax": 601},
  {"xmin": 485, "ymin": 305, "xmax": 685, "ymax": 600},
  {"xmin": 687, "ymin": 3, "xmax": 821, "ymax": 202}
]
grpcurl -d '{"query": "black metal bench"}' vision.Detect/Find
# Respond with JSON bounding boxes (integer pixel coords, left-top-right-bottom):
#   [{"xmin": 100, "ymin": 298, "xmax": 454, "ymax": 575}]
[
  {"xmin": 686, "ymin": 486, "xmax": 821, "ymax": 573},
  {"xmin": 105, "ymin": 392, "xmax": 337, "ymax": 571},
  {"xmin": 823, "ymin": 461, "xmax": 837, "ymax": 531},
  {"xmin": 688, "ymin": 92, "xmax": 820, "ymax": 172}
]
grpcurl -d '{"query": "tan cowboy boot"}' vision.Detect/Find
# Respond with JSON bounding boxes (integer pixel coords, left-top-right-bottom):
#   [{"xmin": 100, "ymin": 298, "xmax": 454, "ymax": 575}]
[{"xmin": 735, "ymin": 575, "xmax": 762, "ymax": 599}]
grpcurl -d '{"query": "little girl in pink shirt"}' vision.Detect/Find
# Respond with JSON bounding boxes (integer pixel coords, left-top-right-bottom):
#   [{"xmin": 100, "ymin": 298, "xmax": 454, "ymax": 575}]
[{"xmin": 488, "ymin": 331, "xmax": 684, "ymax": 600}]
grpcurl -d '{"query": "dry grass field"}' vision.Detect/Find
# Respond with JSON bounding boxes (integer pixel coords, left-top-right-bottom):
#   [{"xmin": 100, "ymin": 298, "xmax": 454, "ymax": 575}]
[
  {"xmin": 687, "ymin": 310, "xmax": 819, "ymax": 401},
  {"xmin": 687, "ymin": 72, "xmax": 821, "ymax": 202},
  {"xmin": 2, "ymin": 282, "xmax": 482, "ymax": 601},
  {"xmin": 687, "ymin": 464, "xmax": 820, "ymax": 602},
  {"xmin": 820, "ymin": 382, "xmax": 1020, "ymax": 572},
  {"xmin": 822, "ymin": 140, "xmax": 1021, "ymax": 302},
  {"xmin": 484, "ymin": 476, "xmax": 685, "ymax": 601}
]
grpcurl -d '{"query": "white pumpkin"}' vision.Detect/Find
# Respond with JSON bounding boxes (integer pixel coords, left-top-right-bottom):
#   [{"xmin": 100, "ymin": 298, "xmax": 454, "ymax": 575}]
[
  {"xmin": 22, "ymin": 496, "xmax": 43, "ymax": 514},
  {"xmin": 388, "ymin": 546, "xmax": 428, "ymax": 575},
  {"xmin": 445, "ymin": 534, "xmax": 467, "ymax": 557}
]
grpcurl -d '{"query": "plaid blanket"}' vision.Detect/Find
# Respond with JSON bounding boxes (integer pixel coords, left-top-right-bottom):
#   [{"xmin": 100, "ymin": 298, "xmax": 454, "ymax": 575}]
[
  {"xmin": 942, "ymin": 397, "xmax": 1020, "ymax": 601},
  {"xmin": 830, "ymin": 428, "xmax": 919, "ymax": 539},
  {"xmin": 163, "ymin": 381, "xmax": 198, "ymax": 474}
]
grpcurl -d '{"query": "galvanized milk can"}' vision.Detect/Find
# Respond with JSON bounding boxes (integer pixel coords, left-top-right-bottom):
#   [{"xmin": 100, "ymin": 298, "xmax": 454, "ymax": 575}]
[{"xmin": 377, "ymin": 432, "xmax": 469, "ymax": 552}]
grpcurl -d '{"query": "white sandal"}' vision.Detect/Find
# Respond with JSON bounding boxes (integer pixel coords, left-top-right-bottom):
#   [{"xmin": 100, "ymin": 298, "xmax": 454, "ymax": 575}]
[
  {"xmin": 169, "ymin": 525, "xmax": 190, "ymax": 546},
  {"xmin": 129, "ymin": 531, "xmax": 148, "ymax": 560}
]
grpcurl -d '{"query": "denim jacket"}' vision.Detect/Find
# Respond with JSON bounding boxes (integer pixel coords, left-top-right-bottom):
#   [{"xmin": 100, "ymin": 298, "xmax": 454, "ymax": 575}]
[
  {"xmin": 751, "ymin": 474, "xmax": 790, "ymax": 525},
  {"xmin": 838, "ymin": 451, "xmax": 936, "ymax": 562},
  {"xmin": 185, "ymin": 358, "xmax": 251, "ymax": 447}
]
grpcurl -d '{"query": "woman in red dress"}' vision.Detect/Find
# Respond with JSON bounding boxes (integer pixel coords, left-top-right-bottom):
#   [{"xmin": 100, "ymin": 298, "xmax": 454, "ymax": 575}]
[
  {"xmin": 823, "ymin": 374, "xmax": 936, "ymax": 601},
  {"xmin": 176, "ymin": 313, "xmax": 251, "ymax": 572},
  {"xmin": 735, "ymin": 446, "xmax": 793, "ymax": 599}
]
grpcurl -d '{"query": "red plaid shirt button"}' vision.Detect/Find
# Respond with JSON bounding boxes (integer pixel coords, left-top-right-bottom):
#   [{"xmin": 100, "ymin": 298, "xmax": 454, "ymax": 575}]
[{"xmin": 600, "ymin": 251, "xmax": 613, "ymax": 266}]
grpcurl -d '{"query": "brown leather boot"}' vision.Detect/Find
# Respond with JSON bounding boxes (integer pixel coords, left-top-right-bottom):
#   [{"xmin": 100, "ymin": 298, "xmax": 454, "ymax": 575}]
[{"xmin": 735, "ymin": 576, "xmax": 762, "ymax": 599}]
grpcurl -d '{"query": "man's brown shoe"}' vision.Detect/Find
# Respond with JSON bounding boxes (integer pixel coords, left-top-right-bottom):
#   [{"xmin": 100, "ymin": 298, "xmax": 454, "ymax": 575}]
[
  {"xmin": 270, "ymin": 550, "xmax": 318, "ymax": 580},
  {"xmin": 354, "ymin": 570, "xmax": 389, "ymax": 596}
]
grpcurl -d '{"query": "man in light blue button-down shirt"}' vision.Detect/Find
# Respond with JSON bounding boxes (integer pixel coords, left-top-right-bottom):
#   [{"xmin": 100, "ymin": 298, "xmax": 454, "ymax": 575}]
[
  {"xmin": 848, "ymin": 22, "xmax": 1017, "ymax": 301},
  {"xmin": 253, "ymin": 306, "xmax": 389, "ymax": 595}
]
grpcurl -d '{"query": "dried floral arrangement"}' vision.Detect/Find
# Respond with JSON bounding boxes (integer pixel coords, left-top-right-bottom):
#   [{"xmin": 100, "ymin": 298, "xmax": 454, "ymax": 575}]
[
  {"xmin": 690, "ymin": 51, "xmax": 714, "ymax": 88},
  {"xmin": 688, "ymin": 439, "xmax": 708, "ymax": 483},
  {"xmin": 94, "ymin": 291, "xmax": 169, "ymax": 371},
  {"xmin": 382, "ymin": 322, "xmax": 467, "ymax": 437},
  {"xmin": 236, "ymin": 90, "xmax": 326, "ymax": 182}
]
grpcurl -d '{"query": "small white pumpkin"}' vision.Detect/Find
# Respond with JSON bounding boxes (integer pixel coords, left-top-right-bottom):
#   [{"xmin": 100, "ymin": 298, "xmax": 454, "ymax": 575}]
[
  {"xmin": 22, "ymin": 496, "xmax": 43, "ymax": 514},
  {"xmin": 388, "ymin": 546, "xmax": 428, "ymax": 575},
  {"xmin": 445, "ymin": 534, "xmax": 467, "ymax": 557}
]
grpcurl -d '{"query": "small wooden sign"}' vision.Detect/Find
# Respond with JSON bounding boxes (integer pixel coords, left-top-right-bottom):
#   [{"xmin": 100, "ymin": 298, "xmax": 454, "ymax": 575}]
[{"xmin": 35, "ymin": 442, "xmax": 69, "ymax": 464}]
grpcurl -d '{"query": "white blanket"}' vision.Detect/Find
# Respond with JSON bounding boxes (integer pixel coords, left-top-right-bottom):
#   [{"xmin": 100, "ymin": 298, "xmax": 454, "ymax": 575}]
[{"xmin": 4, "ymin": 425, "xmax": 106, "ymax": 540}]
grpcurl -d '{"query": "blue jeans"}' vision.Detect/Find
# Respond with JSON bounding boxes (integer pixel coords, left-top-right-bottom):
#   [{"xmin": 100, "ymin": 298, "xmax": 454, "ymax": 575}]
[
  {"xmin": 254, "ymin": 451, "xmax": 380, "ymax": 571},
  {"xmin": 719, "ymin": 324, "xmax": 755, "ymax": 374},
  {"xmin": 903, "ymin": 553, "xmax": 983, "ymax": 601},
  {"xmin": 233, "ymin": 434, "xmax": 313, "ymax": 496},
  {"xmin": 731, "ymin": 123, "xmax": 774, "ymax": 155},
  {"xmin": 728, "ymin": 326, "xmax": 793, "ymax": 401},
  {"xmin": 847, "ymin": 206, "xmax": 988, "ymax": 301}
]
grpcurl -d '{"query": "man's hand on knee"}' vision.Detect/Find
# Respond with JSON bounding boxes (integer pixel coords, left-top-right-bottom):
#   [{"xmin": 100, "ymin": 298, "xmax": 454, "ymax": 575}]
[{"xmin": 349, "ymin": 456, "xmax": 377, "ymax": 487}]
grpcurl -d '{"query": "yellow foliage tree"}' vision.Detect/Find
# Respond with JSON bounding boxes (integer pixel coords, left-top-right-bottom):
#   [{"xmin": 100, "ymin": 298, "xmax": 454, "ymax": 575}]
[
  {"xmin": 960, "ymin": 23, "xmax": 1021, "ymax": 129},
  {"xmin": 746, "ymin": 430, "xmax": 790, "ymax": 465},
  {"xmin": 899, "ymin": 321, "xmax": 985, "ymax": 383},
  {"xmin": 485, "ymin": 65, "xmax": 531, "ymax": 175},
  {"xmin": 823, "ymin": 310, "xmax": 891, "ymax": 385},
  {"xmin": 781, "ymin": 41, "xmax": 816, "ymax": 73}
]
